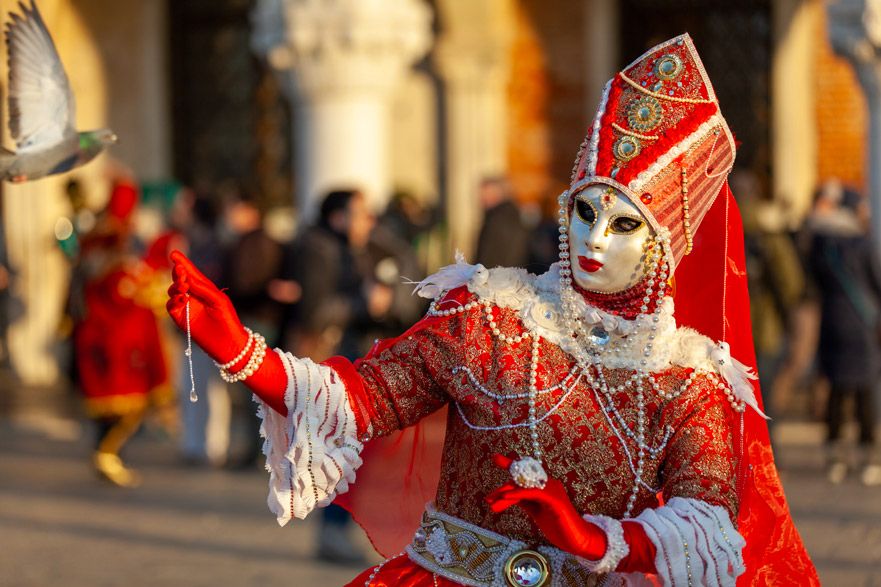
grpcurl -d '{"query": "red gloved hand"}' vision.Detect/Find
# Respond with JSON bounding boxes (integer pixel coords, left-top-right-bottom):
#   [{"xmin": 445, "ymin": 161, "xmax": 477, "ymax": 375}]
[
  {"xmin": 485, "ymin": 454, "xmax": 608, "ymax": 561},
  {"xmin": 166, "ymin": 250, "xmax": 287, "ymax": 415},
  {"xmin": 486, "ymin": 454, "xmax": 658, "ymax": 574},
  {"xmin": 167, "ymin": 250, "xmax": 248, "ymax": 364}
]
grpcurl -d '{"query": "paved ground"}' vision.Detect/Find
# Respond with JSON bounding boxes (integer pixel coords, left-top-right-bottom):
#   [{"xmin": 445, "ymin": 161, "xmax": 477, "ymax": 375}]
[
  {"xmin": 774, "ymin": 424, "xmax": 881, "ymax": 585},
  {"xmin": 2, "ymin": 385, "xmax": 881, "ymax": 585}
]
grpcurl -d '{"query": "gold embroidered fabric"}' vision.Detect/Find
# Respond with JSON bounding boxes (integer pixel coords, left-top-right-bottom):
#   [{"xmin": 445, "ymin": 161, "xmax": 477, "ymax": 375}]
[{"xmin": 356, "ymin": 293, "xmax": 739, "ymax": 545}]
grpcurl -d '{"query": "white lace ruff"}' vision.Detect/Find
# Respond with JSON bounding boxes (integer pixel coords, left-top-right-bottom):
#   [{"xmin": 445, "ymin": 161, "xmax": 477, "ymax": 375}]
[
  {"xmin": 629, "ymin": 497, "xmax": 746, "ymax": 586},
  {"xmin": 257, "ymin": 350, "xmax": 363, "ymax": 525}
]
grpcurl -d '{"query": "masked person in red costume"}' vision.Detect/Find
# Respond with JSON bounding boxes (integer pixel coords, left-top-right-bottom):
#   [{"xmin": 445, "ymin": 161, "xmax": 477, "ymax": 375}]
[
  {"xmin": 76, "ymin": 180, "xmax": 168, "ymax": 487},
  {"xmin": 167, "ymin": 35, "xmax": 816, "ymax": 585}
]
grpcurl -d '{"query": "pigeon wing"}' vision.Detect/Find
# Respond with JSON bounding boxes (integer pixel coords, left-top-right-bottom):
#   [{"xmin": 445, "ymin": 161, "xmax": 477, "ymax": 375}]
[{"xmin": 5, "ymin": 1, "xmax": 75, "ymax": 152}]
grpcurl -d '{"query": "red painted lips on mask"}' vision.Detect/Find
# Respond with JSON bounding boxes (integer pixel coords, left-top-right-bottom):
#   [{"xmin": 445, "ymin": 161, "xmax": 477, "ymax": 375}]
[{"xmin": 578, "ymin": 256, "xmax": 603, "ymax": 273}]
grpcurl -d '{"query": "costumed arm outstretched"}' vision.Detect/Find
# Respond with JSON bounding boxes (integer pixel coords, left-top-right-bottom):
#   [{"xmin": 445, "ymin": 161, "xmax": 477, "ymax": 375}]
[{"xmin": 166, "ymin": 251, "xmax": 451, "ymax": 523}]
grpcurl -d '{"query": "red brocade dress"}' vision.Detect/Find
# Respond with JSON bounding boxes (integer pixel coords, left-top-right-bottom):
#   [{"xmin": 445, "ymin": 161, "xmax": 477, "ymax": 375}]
[{"xmin": 254, "ymin": 255, "xmax": 816, "ymax": 586}]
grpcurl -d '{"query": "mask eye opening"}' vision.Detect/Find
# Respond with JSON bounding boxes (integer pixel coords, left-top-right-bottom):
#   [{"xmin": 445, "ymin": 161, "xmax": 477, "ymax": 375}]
[
  {"xmin": 574, "ymin": 197, "xmax": 598, "ymax": 227},
  {"xmin": 607, "ymin": 214, "xmax": 646, "ymax": 235}
]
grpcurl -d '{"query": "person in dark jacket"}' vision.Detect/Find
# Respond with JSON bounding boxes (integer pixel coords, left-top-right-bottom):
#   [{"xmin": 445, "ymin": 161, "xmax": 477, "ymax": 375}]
[
  {"xmin": 288, "ymin": 189, "xmax": 391, "ymax": 361},
  {"xmin": 474, "ymin": 176, "xmax": 529, "ymax": 269},
  {"xmin": 221, "ymin": 187, "xmax": 286, "ymax": 468},
  {"xmin": 807, "ymin": 181, "xmax": 881, "ymax": 485},
  {"xmin": 287, "ymin": 189, "xmax": 392, "ymax": 564}
]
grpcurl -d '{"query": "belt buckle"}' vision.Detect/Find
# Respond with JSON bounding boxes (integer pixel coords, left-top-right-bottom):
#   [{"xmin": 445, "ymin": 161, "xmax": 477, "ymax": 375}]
[{"xmin": 504, "ymin": 549, "xmax": 550, "ymax": 587}]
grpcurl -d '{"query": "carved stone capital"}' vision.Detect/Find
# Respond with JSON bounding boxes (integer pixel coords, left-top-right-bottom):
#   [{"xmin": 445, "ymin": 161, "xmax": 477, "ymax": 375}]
[
  {"xmin": 252, "ymin": 0, "xmax": 433, "ymax": 98},
  {"xmin": 433, "ymin": 0, "xmax": 515, "ymax": 87}
]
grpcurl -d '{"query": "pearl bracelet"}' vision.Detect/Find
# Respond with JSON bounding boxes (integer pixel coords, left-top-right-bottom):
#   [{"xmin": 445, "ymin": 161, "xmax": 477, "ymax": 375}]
[
  {"xmin": 219, "ymin": 332, "xmax": 267, "ymax": 383},
  {"xmin": 215, "ymin": 327, "xmax": 255, "ymax": 370}
]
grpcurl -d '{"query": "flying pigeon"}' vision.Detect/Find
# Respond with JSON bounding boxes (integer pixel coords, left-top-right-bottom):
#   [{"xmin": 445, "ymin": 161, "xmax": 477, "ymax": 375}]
[{"xmin": 0, "ymin": 1, "xmax": 116, "ymax": 183}]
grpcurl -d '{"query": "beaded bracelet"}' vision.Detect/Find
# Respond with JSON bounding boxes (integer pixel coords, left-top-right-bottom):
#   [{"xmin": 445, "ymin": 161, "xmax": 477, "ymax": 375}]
[
  {"xmin": 215, "ymin": 327, "xmax": 255, "ymax": 370},
  {"xmin": 219, "ymin": 332, "xmax": 267, "ymax": 383}
]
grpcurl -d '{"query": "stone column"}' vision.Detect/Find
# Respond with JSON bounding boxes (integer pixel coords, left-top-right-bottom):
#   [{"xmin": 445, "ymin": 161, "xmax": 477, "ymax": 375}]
[
  {"xmin": 434, "ymin": 0, "xmax": 516, "ymax": 256},
  {"xmin": 252, "ymin": 0, "xmax": 433, "ymax": 219},
  {"xmin": 772, "ymin": 0, "xmax": 818, "ymax": 221},
  {"xmin": 2, "ymin": 1, "xmax": 109, "ymax": 387},
  {"xmin": 828, "ymin": 0, "xmax": 881, "ymax": 248},
  {"xmin": 585, "ymin": 0, "xmax": 619, "ymax": 117}
]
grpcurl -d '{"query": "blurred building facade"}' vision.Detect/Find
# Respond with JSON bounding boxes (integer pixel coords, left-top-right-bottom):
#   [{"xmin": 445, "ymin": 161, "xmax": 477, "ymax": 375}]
[{"xmin": 0, "ymin": 0, "xmax": 872, "ymax": 386}]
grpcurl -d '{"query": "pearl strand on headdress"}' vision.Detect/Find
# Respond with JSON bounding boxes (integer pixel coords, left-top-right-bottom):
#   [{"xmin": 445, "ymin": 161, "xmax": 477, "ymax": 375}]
[
  {"xmin": 619, "ymin": 71, "xmax": 715, "ymax": 105},
  {"xmin": 681, "ymin": 166, "xmax": 694, "ymax": 255}
]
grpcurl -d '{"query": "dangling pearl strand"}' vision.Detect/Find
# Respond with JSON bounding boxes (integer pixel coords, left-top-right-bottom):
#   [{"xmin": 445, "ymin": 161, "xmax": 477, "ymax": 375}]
[
  {"xmin": 434, "ymin": 287, "xmax": 584, "ymax": 471},
  {"xmin": 184, "ymin": 297, "xmax": 197, "ymax": 402},
  {"xmin": 526, "ymin": 337, "xmax": 543, "ymax": 461},
  {"xmin": 468, "ymin": 301, "xmax": 569, "ymax": 464}
]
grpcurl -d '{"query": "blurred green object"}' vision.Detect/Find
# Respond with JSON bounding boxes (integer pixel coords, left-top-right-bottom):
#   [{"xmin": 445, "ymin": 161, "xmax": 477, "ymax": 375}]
[
  {"xmin": 57, "ymin": 233, "xmax": 79, "ymax": 259},
  {"xmin": 140, "ymin": 180, "xmax": 183, "ymax": 213}
]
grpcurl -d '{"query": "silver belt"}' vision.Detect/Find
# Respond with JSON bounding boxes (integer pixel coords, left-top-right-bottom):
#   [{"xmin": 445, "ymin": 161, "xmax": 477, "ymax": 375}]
[{"xmin": 406, "ymin": 504, "xmax": 609, "ymax": 587}]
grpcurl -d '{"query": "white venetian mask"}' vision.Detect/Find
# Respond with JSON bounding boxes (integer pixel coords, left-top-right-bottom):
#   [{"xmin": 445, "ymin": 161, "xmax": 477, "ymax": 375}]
[{"xmin": 567, "ymin": 184, "xmax": 654, "ymax": 294}]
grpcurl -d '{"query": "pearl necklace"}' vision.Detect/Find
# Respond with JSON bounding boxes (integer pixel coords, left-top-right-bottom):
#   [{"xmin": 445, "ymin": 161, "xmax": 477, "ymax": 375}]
[
  {"xmin": 429, "ymin": 291, "xmax": 592, "ymax": 492},
  {"xmin": 451, "ymin": 300, "xmax": 583, "ymax": 468}
]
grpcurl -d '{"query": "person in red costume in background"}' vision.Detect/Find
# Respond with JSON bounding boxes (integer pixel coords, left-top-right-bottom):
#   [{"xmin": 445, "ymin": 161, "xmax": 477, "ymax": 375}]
[
  {"xmin": 166, "ymin": 35, "xmax": 817, "ymax": 585},
  {"xmin": 75, "ymin": 180, "xmax": 168, "ymax": 487}
]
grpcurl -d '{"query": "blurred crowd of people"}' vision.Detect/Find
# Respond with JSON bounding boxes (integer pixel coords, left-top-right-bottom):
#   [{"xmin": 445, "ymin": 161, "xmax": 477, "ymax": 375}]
[{"xmin": 739, "ymin": 174, "xmax": 881, "ymax": 486}]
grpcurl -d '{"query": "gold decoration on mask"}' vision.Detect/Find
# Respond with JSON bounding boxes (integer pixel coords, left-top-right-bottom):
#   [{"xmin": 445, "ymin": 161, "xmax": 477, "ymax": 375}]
[{"xmin": 600, "ymin": 187, "xmax": 617, "ymax": 211}]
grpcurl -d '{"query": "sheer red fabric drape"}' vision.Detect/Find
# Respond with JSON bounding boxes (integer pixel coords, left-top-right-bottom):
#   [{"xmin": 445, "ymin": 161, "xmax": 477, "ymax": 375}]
[{"xmin": 673, "ymin": 184, "xmax": 818, "ymax": 584}]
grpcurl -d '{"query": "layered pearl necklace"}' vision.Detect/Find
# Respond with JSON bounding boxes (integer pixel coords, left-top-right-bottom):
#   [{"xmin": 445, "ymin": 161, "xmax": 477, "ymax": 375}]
[
  {"xmin": 444, "ymin": 193, "xmax": 680, "ymax": 498},
  {"xmin": 453, "ymin": 299, "xmax": 585, "ymax": 471},
  {"xmin": 555, "ymin": 190, "xmax": 676, "ymax": 517}
]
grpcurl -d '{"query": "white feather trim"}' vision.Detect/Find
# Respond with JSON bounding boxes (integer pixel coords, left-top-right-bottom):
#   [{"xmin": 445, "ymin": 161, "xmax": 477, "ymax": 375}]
[
  {"xmin": 710, "ymin": 341, "xmax": 766, "ymax": 418},
  {"xmin": 411, "ymin": 251, "xmax": 487, "ymax": 299}
]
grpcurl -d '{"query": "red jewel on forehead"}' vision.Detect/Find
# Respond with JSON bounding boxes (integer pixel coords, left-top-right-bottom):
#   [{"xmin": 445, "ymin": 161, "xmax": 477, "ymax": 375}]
[
  {"xmin": 600, "ymin": 188, "xmax": 617, "ymax": 211},
  {"xmin": 640, "ymin": 192, "xmax": 653, "ymax": 204}
]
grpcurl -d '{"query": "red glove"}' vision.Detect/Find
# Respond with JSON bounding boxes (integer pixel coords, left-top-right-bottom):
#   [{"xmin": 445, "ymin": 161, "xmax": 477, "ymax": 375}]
[
  {"xmin": 486, "ymin": 454, "xmax": 608, "ymax": 560},
  {"xmin": 485, "ymin": 454, "xmax": 657, "ymax": 573},
  {"xmin": 166, "ymin": 250, "xmax": 287, "ymax": 415}
]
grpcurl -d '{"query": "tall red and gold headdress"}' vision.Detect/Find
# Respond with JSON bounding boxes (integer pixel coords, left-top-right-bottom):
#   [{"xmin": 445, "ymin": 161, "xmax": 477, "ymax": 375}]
[
  {"xmin": 568, "ymin": 33, "xmax": 735, "ymax": 268},
  {"xmin": 562, "ymin": 33, "xmax": 818, "ymax": 584}
]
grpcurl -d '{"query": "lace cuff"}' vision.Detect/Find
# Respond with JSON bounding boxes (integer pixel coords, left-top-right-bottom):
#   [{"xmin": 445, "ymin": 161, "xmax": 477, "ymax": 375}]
[
  {"xmin": 630, "ymin": 497, "xmax": 745, "ymax": 586},
  {"xmin": 257, "ymin": 349, "xmax": 363, "ymax": 525},
  {"xmin": 577, "ymin": 514, "xmax": 630, "ymax": 574}
]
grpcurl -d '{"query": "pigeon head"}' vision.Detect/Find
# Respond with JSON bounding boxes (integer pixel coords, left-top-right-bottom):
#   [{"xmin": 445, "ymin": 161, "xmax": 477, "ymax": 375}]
[
  {"xmin": 85, "ymin": 128, "xmax": 118, "ymax": 147},
  {"xmin": 77, "ymin": 128, "xmax": 117, "ymax": 161}
]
